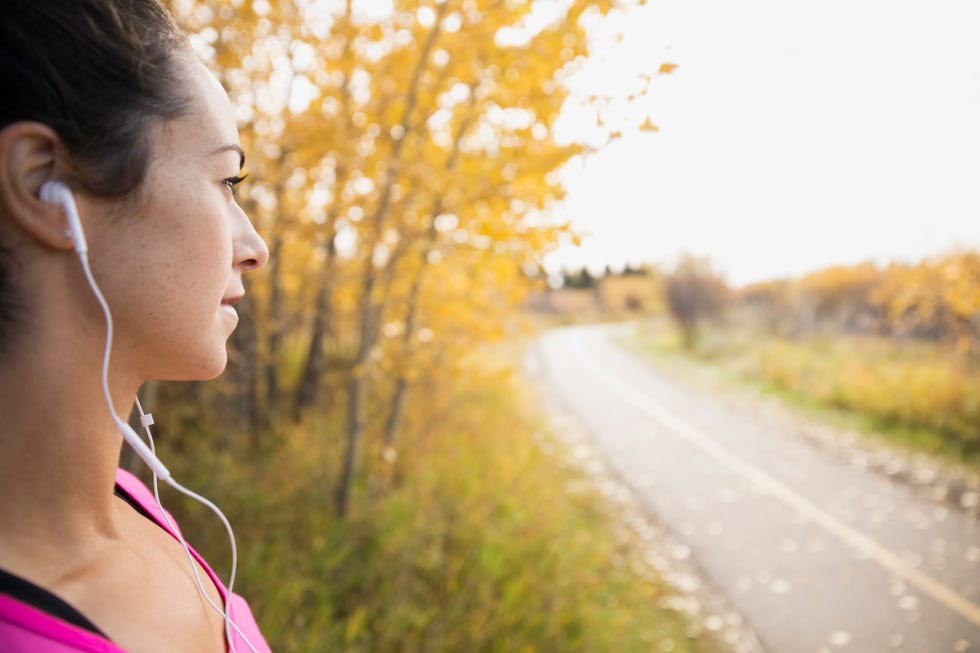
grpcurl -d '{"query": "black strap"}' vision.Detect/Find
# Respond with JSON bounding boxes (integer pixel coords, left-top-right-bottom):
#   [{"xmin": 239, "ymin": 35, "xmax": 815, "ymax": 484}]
[
  {"xmin": 114, "ymin": 482, "xmax": 156, "ymax": 523},
  {"xmin": 0, "ymin": 567, "xmax": 108, "ymax": 637},
  {"xmin": 0, "ymin": 482, "xmax": 159, "ymax": 639}
]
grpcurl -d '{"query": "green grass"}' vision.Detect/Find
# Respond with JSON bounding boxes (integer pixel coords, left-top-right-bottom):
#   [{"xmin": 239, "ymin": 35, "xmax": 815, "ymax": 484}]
[
  {"xmin": 618, "ymin": 317, "xmax": 980, "ymax": 469},
  {"xmin": 150, "ymin": 354, "xmax": 723, "ymax": 653}
]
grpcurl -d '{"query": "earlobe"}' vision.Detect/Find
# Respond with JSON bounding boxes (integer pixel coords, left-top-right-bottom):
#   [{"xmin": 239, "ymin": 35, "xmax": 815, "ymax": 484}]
[{"xmin": 0, "ymin": 122, "xmax": 78, "ymax": 251}]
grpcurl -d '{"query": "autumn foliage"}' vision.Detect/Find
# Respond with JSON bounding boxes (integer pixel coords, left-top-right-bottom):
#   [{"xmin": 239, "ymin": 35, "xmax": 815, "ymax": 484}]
[
  {"xmin": 659, "ymin": 251, "xmax": 980, "ymax": 459},
  {"xmin": 150, "ymin": 0, "xmax": 677, "ymax": 516},
  {"xmin": 129, "ymin": 3, "xmax": 707, "ymax": 650},
  {"xmin": 739, "ymin": 251, "xmax": 980, "ymax": 353}
]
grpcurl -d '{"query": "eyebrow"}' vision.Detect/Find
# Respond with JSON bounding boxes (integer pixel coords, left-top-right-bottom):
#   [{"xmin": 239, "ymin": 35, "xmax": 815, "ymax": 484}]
[{"xmin": 211, "ymin": 144, "xmax": 246, "ymax": 169}]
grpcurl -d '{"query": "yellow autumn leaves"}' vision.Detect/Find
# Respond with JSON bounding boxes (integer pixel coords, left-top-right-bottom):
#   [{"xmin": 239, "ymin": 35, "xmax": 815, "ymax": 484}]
[
  {"xmin": 741, "ymin": 251, "xmax": 980, "ymax": 354},
  {"xmin": 162, "ymin": 0, "xmax": 675, "ymax": 514}
]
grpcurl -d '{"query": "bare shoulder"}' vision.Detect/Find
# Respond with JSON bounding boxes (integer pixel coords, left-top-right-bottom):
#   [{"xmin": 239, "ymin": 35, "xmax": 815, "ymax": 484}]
[{"xmin": 54, "ymin": 497, "xmax": 228, "ymax": 653}]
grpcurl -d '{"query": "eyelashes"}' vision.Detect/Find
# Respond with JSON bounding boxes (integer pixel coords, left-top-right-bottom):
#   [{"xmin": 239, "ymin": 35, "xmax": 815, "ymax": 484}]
[{"xmin": 223, "ymin": 173, "xmax": 248, "ymax": 197}]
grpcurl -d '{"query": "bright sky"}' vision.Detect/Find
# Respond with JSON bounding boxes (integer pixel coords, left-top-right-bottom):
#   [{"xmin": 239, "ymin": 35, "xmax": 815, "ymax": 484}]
[{"xmin": 545, "ymin": 0, "xmax": 980, "ymax": 287}]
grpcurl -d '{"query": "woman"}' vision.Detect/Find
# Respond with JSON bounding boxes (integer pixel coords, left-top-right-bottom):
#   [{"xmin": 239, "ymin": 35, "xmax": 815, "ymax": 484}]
[{"xmin": 0, "ymin": 1, "xmax": 272, "ymax": 651}]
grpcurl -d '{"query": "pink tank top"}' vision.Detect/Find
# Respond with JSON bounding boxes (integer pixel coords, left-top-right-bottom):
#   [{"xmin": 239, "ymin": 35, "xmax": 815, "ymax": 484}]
[{"xmin": 0, "ymin": 469, "xmax": 272, "ymax": 652}]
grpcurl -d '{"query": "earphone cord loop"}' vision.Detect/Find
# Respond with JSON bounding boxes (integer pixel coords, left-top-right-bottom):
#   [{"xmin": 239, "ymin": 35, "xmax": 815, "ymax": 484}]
[{"xmin": 135, "ymin": 398, "xmax": 257, "ymax": 653}]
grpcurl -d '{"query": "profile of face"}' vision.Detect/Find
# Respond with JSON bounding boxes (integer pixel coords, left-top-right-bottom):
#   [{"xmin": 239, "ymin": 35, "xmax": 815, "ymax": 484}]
[{"xmin": 78, "ymin": 54, "xmax": 269, "ymax": 383}]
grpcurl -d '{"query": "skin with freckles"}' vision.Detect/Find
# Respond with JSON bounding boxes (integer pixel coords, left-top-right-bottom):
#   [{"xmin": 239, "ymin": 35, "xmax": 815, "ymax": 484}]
[
  {"xmin": 0, "ymin": 53, "xmax": 268, "ymax": 653},
  {"xmin": 77, "ymin": 54, "xmax": 267, "ymax": 385}
]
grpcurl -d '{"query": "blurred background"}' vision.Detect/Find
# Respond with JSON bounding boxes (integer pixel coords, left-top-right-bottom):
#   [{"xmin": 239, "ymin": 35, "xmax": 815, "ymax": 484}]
[{"xmin": 141, "ymin": 0, "xmax": 979, "ymax": 650}]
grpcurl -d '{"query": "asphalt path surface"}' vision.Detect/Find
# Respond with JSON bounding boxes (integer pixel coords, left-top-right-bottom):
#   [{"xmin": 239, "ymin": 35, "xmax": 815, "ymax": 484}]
[{"xmin": 530, "ymin": 324, "xmax": 980, "ymax": 653}]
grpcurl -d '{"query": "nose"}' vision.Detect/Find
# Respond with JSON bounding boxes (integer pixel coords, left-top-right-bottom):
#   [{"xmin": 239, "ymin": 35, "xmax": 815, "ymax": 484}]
[{"xmin": 232, "ymin": 205, "xmax": 269, "ymax": 272}]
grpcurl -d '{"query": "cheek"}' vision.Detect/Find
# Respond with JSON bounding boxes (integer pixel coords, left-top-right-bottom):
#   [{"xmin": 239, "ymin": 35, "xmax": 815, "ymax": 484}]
[
  {"xmin": 175, "ymin": 197, "xmax": 235, "ymax": 265},
  {"xmin": 144, "ymin": 198, "xmax": 234, "ymax": 316}
]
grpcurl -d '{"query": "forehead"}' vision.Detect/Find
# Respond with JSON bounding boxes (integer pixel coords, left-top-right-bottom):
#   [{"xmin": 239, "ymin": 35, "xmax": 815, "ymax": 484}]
[{"xmin": 159, "ymin": 55, "xmax": 240, "ymax": 162}]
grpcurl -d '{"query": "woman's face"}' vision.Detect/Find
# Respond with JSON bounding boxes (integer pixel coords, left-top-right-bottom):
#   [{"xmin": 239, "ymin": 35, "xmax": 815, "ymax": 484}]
[{"xmin": 84, "ymin": 55, "xmax": 268, "ymax": 382}]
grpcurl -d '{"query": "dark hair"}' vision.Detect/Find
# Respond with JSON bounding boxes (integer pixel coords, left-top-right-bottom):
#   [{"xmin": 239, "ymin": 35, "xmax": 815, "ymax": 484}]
[
  {"xmin": 0, "ymin": 0, "xmax": 193, "ymax": 343},
  {"xmin": 1, "ymin": 0, "xmax": 193, "ymax": 196}
]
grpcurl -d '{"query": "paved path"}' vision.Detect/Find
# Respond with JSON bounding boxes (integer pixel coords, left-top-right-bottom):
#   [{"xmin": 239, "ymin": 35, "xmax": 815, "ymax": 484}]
[{"xmin": 530, "ymin": 324, "xmax": 980, "ymax": 653}]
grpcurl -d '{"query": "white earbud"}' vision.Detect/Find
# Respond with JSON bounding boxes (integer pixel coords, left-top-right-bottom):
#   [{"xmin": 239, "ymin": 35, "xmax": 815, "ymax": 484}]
[
  {"xmin": 38, "ymin": 179, "xmax": 170, "ymax": 480},
  {"xmin": 39, "ymin": 180, "xmax": 88, "ymax": 254}
]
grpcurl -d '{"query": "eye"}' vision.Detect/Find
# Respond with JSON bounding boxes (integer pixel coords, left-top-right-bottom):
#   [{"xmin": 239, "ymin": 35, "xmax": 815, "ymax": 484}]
[{"xmin": 223, "ymin": 173, "xmax": 248, "ymax": 197}]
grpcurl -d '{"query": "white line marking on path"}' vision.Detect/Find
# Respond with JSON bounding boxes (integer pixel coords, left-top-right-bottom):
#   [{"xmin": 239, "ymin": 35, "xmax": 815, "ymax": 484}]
[{"xmin": 565, "ymin": 333, "xmax": 980, "ymax": 628}]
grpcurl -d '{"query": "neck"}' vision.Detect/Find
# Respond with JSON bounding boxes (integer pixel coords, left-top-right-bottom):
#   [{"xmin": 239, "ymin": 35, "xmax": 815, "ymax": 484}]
[{"xmin": 0, "ymin": 311, "xmax": 142, "ymax": 576}]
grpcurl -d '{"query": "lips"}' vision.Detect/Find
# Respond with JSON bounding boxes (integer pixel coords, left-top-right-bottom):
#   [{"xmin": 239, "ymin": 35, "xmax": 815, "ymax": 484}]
[{"xmin": 219, "ymin": 294, "xmax": 243, "ymax": 323}]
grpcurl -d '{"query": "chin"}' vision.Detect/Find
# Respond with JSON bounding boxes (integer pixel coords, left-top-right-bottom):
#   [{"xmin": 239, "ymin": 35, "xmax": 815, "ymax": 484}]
[{"xmin": 197, "ymin": 350, "xmax": 229, "ymax": 380}]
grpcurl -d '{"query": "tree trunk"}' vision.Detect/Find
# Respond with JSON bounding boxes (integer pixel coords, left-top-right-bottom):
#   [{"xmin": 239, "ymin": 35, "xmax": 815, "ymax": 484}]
[
  {"xmin": 382, "ymin": 267, "xmax": 426, "ymax": 452},
  {"xmin": 334, "ymin": 11, "xmax": 446, "ymax": 517},
  {"xmin": 229, "ymin": 290, "xmax": 262, "ymax": 448},
  {"xmin": 336, "ymin": 298, "xmax": 380, "ymax": 516},
  {"xmin": 293, "ymin": 265, "xmax": 333, "ymax": 422},
  {"xmin": 381, "ymin": 105, "xmax": 474, "ymax": 455},
  {"xmin": 263, "ymin": 229, "xmax": 285, "ymax": 422}
]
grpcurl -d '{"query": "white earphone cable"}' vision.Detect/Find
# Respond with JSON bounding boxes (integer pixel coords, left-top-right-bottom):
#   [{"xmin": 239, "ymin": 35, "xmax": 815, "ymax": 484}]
[
  {"xmin": 135, "ymin": 398, "xmax": 258, "ymax": 653},
  {"xmin": 68, "ymin": 200, "xmax": 258, "ymax": 653}
]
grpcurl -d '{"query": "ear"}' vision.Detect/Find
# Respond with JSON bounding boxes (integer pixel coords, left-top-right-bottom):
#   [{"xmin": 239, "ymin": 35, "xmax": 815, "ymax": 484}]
[{"xmin": 0, "ymin": 122, "xmax": 77, "ymax": 251}]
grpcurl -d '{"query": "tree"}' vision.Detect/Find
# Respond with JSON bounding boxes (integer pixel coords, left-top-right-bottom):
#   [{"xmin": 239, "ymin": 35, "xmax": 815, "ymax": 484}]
[
  {"xmin": 873, "ymin": 251, "xmax": 980, "ymax": 351},
  {"xmin": 663, "ymin": 253, "xmax": 728, "ymax": 348},
  {"xmin": 164, "ymin": 0, "xmax": 671, "ymax": 517}
]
